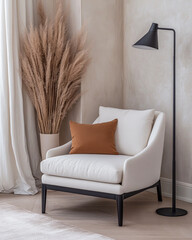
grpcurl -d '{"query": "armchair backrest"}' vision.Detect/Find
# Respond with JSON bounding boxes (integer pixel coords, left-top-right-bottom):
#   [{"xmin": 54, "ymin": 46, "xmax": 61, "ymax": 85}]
[{"xmin": 94, "ymin": 107, "xmax": 165, "ymax": 156}]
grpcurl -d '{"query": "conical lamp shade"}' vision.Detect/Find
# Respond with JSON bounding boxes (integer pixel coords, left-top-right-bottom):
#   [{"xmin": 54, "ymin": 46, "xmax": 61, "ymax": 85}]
[{"xmin": 133, "ymin": 23, "xmax": 159, "ymax": 49}]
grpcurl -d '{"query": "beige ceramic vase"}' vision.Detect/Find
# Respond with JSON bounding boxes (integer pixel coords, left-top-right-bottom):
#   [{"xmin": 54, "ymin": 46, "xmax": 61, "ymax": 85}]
[{"xmin": 40, "ymin": 133, "xmax": 59, "ymax": 160}]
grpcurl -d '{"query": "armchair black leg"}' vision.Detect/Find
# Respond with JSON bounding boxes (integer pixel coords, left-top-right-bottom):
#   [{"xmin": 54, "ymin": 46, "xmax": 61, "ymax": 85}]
[
  {"xmin": 116, "ymin": 195, "xmax": 123, "ymax": 226},
  {"xmin": 42, "ymin": 184, "xmax": 47, "ymax": 213},
  {"xmin": 157, "ymin": 180, "xmax": 162, "ymax": 202}
]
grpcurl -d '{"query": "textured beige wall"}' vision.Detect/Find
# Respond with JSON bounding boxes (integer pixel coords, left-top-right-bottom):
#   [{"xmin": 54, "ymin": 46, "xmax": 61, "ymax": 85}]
[
  {"xmin": 60, "ymin": 0, "xmax": 123, "ymax": 142},
  {"xmin": 123, "ymin": 0, "xmax": 192, "ymax": 184},
  {"xmin": 59, "ymin": 0, "xmax": 82, "ymax": 144},
  {"xmin": 80, "ymin": 0, "xmax": 123, "ymax": 124}
]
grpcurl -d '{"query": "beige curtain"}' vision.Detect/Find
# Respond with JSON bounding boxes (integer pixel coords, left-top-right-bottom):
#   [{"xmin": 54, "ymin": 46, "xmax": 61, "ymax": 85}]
[{"xmin": 0, "ymin": 0, "xmax": 41, "ymax": 194}]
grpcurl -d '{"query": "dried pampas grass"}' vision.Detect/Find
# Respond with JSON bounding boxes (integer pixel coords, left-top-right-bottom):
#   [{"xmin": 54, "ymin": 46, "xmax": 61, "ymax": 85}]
[{"xmin": 20, "ymin": 3, "xmax": 89, "ymax": 134}]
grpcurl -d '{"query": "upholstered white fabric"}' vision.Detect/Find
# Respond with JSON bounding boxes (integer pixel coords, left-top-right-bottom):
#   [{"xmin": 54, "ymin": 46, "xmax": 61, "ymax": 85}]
[
  {"xmin": 42, "ymin": 111, "xmax": 165, "ymax": 195},
  {"xmin": 122, "ymin": 112, "xmax": 165, "ymax": 192},
  {"xmin": 41, "ymin": 154, "xmax": 131, "ymax": 184},
  {"xmin": 42, "ymin": 175, "xmax": 124, "ymax": 195},
  {"xmin": 46, "ymin": 141, "xmax": 72, "ymax": 159},
  {"xmin": 99, "ymin": 106, "xmax": 155, "ymax": 156}
]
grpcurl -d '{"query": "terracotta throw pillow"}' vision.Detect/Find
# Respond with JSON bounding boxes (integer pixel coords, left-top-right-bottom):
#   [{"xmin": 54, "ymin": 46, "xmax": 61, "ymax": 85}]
[{"xmin": 69, "ymin": 119, "xmax": 119, "ymax": 154}]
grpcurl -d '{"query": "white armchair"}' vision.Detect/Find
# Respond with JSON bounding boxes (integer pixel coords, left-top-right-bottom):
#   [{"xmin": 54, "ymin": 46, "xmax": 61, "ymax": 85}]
[{"xmin": 41, "ymin": 108, "xmax": 165, "ymax": 226}]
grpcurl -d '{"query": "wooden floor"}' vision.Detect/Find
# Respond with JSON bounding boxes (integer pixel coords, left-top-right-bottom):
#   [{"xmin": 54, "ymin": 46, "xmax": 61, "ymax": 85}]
[{"xmin": 0, "ymin": 190, "xmax": 192, "ymax": 240}]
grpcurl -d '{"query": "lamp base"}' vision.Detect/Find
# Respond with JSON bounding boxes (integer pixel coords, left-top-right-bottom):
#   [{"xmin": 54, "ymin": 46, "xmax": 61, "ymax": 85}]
[{"xmin": 156, "ymin": 207, "xmax": 187, "ymax": 217}]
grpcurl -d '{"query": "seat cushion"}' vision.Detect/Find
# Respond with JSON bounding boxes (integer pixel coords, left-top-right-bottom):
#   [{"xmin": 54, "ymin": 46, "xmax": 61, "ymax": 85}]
[
  {"xmin": 99, "ymin": 106, "xmax": 155, "ymax": 156},
  {"xmin": 40, "ymin": 154, "xmax": 131, "ymax": 184}
]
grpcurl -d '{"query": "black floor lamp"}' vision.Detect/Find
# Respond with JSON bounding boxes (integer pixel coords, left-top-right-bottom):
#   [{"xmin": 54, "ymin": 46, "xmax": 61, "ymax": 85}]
[{"xmin": 133, "ymin": 23, "xmax": 187, "ymax": 217}]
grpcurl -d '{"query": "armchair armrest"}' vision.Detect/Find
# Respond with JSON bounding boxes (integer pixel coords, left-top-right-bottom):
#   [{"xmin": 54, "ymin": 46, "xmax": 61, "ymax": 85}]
[
  {"xmin": 122, "ymin": 112, "xmax": 165, "ymax": 192},
  {"xmin": 46, "ymin": 141, "xmax": 72, "ymax": 158}
]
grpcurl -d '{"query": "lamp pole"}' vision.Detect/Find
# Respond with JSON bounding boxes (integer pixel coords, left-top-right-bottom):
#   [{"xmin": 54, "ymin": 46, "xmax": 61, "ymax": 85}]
[
  {"xmin": 133, "ymin": 23, "xmax": 187, "ymax": 216},
  {"xmin": 156, "ymin": 27, "xmax": 177, "ymax": 215}
]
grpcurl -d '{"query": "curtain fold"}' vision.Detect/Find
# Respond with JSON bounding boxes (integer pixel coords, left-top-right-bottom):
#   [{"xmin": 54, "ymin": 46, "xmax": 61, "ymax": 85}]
[
  {"xmin": 17, "ymin": 0, "xmax": 42, "ymax": 187},
  {"xmin": 0, "ymin": 0, "xmax": 41, "ymax": 194}
]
